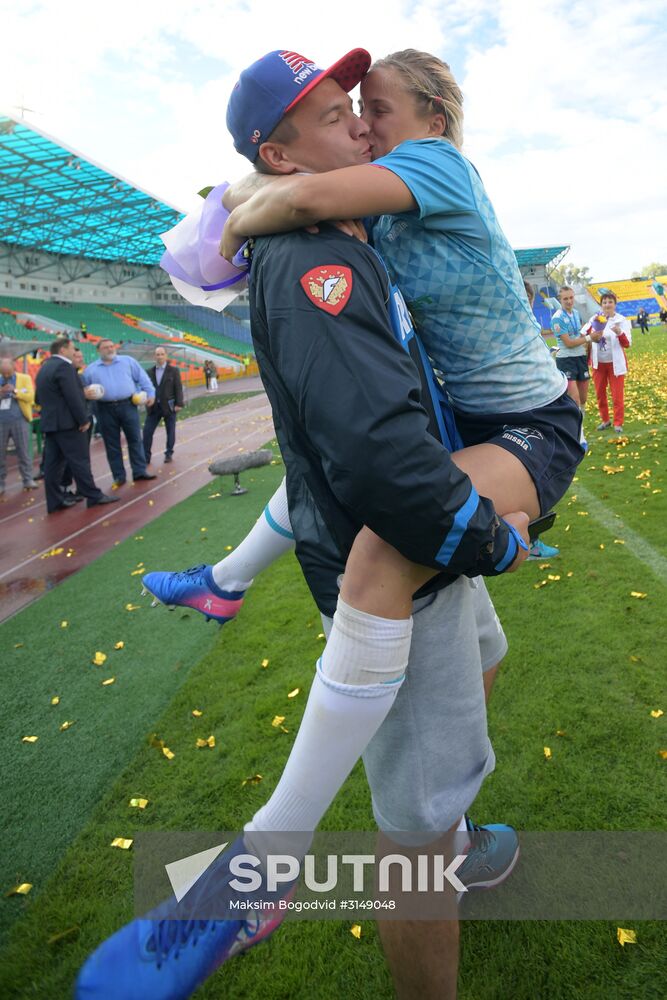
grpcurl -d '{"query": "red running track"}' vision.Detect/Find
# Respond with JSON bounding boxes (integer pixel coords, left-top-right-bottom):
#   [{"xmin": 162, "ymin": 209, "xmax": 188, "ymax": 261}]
[{"xmin": 0, "ymin": 395, "xmax": 274, "ymax": 623}]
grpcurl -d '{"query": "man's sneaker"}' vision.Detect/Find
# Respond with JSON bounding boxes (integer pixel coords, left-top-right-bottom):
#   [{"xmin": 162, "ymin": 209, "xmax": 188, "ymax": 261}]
[
  {"xmin": 75, "ymin": 836, "xmax": 294, "ymax": 1000},
  {"xmin": 614, "ymin": 425, "xmax": 623, "ymax": 434},
  {"xmin": 457, "ymin": 818, "xmax": 520, "ymax": 891},
  {"xmin": 596, "ymin": 420, "xmax": 611, "ymax": 431},
  {"xmin": 23, "ymin": 479, "xmax": 38, "ymax": 490},
  {"xmin": 142, "ymin": 564, "xmax": 246, "ymax": 624},
  {"xmin": 527, "ymin": 538, "xmax": 560, "ymax": 560}
]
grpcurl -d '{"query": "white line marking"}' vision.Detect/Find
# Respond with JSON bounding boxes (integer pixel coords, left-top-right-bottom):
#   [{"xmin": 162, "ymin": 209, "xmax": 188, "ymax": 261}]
[{"xmin": 574, "ymin": 483, "xmax": 667, "ymax": 584}]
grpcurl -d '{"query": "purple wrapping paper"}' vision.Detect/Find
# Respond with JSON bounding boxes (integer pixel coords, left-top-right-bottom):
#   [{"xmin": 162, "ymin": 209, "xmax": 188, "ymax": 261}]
[{"xmin": 159, "ymin": 182, "xmax": 248, "ymax": 293}]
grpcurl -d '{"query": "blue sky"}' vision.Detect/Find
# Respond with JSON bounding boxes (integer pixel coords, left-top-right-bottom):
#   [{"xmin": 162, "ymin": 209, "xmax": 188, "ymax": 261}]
[{"xmin": 2, "ymin": 0, "xmax": 666, "ymax": 279}]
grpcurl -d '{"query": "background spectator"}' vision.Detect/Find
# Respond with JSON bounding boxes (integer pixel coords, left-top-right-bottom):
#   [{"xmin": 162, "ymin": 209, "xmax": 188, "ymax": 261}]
[
  {"xmin": 80, "ymin": 340, "xmax": 156, "ymax": 486},
  {"xmin": 0, "ymin": 357, "xmax": 37, "ymax": 496},
  {"xmin": 143, "ymin": 347, "xmax": 184, "ymax": 465},
  {"xmin": 583, "ymin": 292, "xmax": 632, "ymax": 434},
  {"xmin": 636, "ymin": 306, "xmax": 649, "ymax": 334},
  {"xmin": 35, "ymin": 338, "xmax": 117, "ymax": 512},
  {"xmin": 550, "ymin": 286, "xmax": 592, "ymax": 431}
]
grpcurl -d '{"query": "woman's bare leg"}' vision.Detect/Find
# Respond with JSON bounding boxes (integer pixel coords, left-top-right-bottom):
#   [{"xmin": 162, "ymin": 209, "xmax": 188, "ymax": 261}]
[{"xmin": 341, "ymin": 443, "xmax": 537, "ymax": 618}]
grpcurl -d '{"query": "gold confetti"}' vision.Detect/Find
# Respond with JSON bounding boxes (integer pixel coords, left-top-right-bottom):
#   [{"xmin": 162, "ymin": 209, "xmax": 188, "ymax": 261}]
[
  {"xmin": 602, "ymin": 465, "xmax": 625, "ymax": 475},
  {"xmin": 40, "ymin": 547, "xmax": 64, "ymax": 559},
  {"xmin": 566, "ymin": 571, "xmax": 574, "ymax": 578},
  {"xmin": 6, "ymin": 883, "xmax": 32, "ymax": 897},
  {"xmin": 261, "ymin": 658, "xmax": 270, "ymax": 668},
  {"xmin": 148, "ymin": 500, "xmax": 155, "ymax": 506},
  {"xmin": 110, "ymin": 838, "xmax": 133, "ymax": 850},
  {"xmin": 192, "ymin": 709, "xmax": 203, "ymax": 718},
  {"xmin": 129, "ymin": 798, "xmax": 149, "ymax": 809},
  {"xmin": 613, "ymin": 539, "xmax": 625, "ymax": 545},
  {"xmin": 650, "ymin": 710, "xmax": 664, "ymax": 719},
  {"xmin": 51, "ymin": 696, "xmax": 60, "ymax": 706},
  {"xmin": 533, "ymin": 580, "xmax": 548, "ymax": 590},
  {"xmin": 162, "ymin": 747, "xmax": 175, "ymax": 760},
  {"xmin": 599, "ymin": 544, "xmax": 605, "ymax": 550},
  {"xmin": 208, "ymin": 493, "xmax": 222, "ymax": 499},
  {"xmin": 134, "ymin": 535, "xmax": 144, "ymax": 540},
  {"xmin": 543, "ymin": 747, "xmax": 552, "ymax": 759},
  {"xmin": 538, "ymin": 562, "xmax": 551, "ymax": 570},
  {"xmin": 629, "ymin": 654, "xmax": 641, "ymax": 663},
  {"xmin": 630, "ymin": 592, "xmax": 647, "ymax": 599},
  {"xmin": 125, "ymin": 603, "xmax": 141, "ymax": 611},
  {"xmin": 200, "ymin": 527, "xmax": 207, "ymax": 533},
  {"xmin": 114, "ymin": 641, "xmax": 124, "ymax": 650},
  {"xmin": 272, "ymin": 716, "xmax": 286, "ymax": 728},
  {"xmin": 14, "ymin": 642, "xmax": 24, "ymax": 648},
  {"xmin": 287, "ymin": 688, "xmax": 300, "ymax": 699},
  {"xmin": 92, "ymin": 651, "xmax": 107, "ymax": 666},
  {"xmin": 616, "ymin": 928, "xmax": 637, "ymax": 947},
  {"xmin": 564, "ymin": 525, "xmax": 570, "ymax": 532},
  {"xmin": 196, "ymin": 735, "xmax": 216, "ymax": 749},
  {"xmin": 102, "ymin": 677, "xmax": 116, "ymax": 686},
  {"xmin": 60, "ymin": 721, "xmax": 74, "ymax": 731},
  {"xmin": 225, "ymin": 545, "xmax": 233, "ymax": 551},
  {"xmin": 60, "ymin": 620, "xmax": 68, "ymax": 628},
  {"xmin": 659, "ymin": 750, "xmax": 667, "ymax": 760},
  {"xmin": 577, "ymin": 511, "xmax": 589, "ymax": 517},
  {"xmin": 556, "ymin": 730, "xmax": 566, "ymax": 737},
  {"xmin": 547, "ymin": 574, "xmax": 561, "ymax": 581},
  {"xmin": 130, "ymin": 569, "xmax": 144, "ymax": 576},
  {"xmin": 317, "ymin": 633, "xmax": 325, "ymax": 640},
  {"xmin": 350, "ymin": 924, "xmax": 362, "ymax": 939},
  {"xmin": 22, "ymin": 736, "xmax": 38, "ymax": 743},
  {"xmin": 241, "ymin": 773, "xmax": 263, "ymax": 787}
]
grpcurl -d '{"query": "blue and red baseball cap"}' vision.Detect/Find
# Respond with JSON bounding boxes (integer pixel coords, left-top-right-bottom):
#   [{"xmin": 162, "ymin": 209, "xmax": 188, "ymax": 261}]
[{"xmin": 226, "ymin": 49, "xmax": 371, "ymax": 162}]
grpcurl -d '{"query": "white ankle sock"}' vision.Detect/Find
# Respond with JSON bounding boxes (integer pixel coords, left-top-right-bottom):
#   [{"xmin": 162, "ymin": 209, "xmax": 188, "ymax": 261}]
[
  {"xmin": 212, "ymin": 478, "xmax": 295, "ymax": 591},
  {"xmin": 245, "ymin": 603, "xmax": 412, "ymax": 852}
]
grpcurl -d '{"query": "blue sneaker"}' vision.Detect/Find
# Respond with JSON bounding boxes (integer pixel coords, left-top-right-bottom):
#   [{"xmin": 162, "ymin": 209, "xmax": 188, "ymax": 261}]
[
  {"xmin": 76, "ymin": 836, "xmax": 294, "ymax": 1000},
  {"xmin": 527, "ymin": 538, "xmax": 560, "ymax": 561},
  {"xmin": 142, "ymin": 565, "xmax": 246, "ymax": 624},
  {"xmin": 457, "ymin": 818, "xmax": 520, "ymax": 890}
]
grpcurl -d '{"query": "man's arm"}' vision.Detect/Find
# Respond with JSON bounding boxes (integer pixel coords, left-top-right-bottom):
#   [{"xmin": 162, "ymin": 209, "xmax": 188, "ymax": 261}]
[
  {"xmin": 221, "ymin": 172, "xmax": 279, "ymax": 211},
  {"xmin": 258, "ymin": 239, "xmax": 519, "ymax": 578},
  {"xmin": 131, "ymin": 359, "xmax": 156, "ymax": 400},
  {"xmin": 56, "ymin": 362, "xmax": 88, "ymax": 427},
  {"xmin": 173, "ymin": 366, "xmax": 184, "ymax": 408}
]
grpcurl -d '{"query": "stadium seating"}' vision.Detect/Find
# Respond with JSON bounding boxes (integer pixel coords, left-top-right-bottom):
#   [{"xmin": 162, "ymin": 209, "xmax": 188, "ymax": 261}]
[{"xmin": 588, "ymin": 276, "xmax": 667, "ymax": 319}]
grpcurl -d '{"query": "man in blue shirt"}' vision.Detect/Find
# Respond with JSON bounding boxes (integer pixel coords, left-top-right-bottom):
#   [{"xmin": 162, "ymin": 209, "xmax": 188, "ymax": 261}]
[{"xmin": 81, "ymin": 339, "xmax": 156, "ymax": 486}]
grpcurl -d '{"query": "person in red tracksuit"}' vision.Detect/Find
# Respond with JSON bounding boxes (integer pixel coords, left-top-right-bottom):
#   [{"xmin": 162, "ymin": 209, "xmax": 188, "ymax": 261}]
[{"xmin": 583, "ymin": 291, "xmax": 632, "ymax": 434}]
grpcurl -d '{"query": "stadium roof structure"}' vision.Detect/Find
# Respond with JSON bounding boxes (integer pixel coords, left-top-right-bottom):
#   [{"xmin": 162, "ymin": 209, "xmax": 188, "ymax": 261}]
[
  {"xmin": 514, "ymin": 245, "xmax": 569, "ymax": 270},
  {"xmin": 0, "ymin": 116, "xmax": 183, "ymax": 268}
]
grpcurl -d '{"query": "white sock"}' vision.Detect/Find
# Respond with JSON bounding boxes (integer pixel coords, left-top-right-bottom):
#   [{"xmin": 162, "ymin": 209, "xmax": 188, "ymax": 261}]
[
  {"xmin": 212, "ymin": 478, "xmax": 295, "ymax": 591},
  {"xmin": 245, "ymin": 602, "xmax": 412, "ymax": 855}
]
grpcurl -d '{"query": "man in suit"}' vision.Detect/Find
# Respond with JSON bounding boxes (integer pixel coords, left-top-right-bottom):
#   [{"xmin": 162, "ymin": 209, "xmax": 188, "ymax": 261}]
[
  {"xmin": 0, "ymin": 356, "xmax": 37, "ymax": 496},
  {"xmin": 35, "ymin": 338, "xmax": 118, "ymax": 513},
  {"xmin": 142, "ymin": 347, "xmax": 184, "ymax": 465}
]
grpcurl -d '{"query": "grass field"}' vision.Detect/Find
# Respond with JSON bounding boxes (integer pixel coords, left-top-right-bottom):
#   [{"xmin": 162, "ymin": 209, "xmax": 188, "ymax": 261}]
[{"xmin": 1, "ymin": 332, "xmax": 666, "ymax": 999}]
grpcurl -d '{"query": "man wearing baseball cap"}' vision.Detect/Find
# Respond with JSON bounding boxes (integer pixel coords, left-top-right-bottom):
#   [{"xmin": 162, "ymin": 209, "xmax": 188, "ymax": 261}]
[{"xmin": 77, "ymin": 49, "xmax": 516, "ymax": 1000}]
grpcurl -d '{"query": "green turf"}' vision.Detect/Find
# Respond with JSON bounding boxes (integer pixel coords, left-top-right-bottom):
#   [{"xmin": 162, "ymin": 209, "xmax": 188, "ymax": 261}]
[
  {"xmin": 175, "ymin": 390, "xmax": 262, "ymax": 421},
  {"xmin": 1, "ymin": 334, "xmax": 666, "ymax": 998},
  {"xmin": 0, "ymin": 451, "xmax": 286, "ymax": 952}
]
